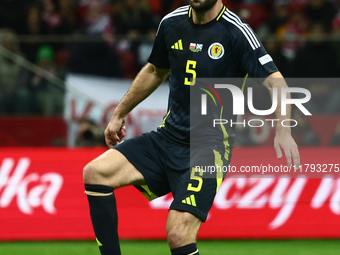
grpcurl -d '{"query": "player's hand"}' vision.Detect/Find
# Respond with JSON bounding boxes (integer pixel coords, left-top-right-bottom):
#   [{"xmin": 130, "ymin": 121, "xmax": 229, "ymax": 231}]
[
  {"xmin": 104, "ymin": 117, "xmax": 126, "ymax": 148},
  {"xmin": 274, "ymin": 132, "xmax": 300, "ymax": 169}
]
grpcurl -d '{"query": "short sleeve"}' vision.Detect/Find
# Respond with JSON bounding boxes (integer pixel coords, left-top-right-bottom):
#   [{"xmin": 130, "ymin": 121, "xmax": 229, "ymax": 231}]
[
  {"xmin": 235, "ymin": 25, "xmax": 278, "ymax": 78},
  {"xmin": 147, "ymin": 21, "xmax": 170, "ymax": 69}
]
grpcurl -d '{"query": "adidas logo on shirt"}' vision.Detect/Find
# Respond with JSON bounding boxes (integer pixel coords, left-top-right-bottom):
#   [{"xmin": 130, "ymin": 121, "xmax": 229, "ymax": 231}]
[{"xmin": 171, "ymin": 39, "xmax": 183, "ymax": 50}]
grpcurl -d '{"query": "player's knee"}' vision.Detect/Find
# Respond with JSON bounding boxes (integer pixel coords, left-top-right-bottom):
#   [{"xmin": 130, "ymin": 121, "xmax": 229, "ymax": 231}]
[
  {"xmin": 167, "ymin": 226, "xmax": 187, "ymax": 248},
  {"xmin": 83, "ymin": 160, "xmax": 103, "ymax": 185},
  {"xmin": 167, "ymin": 221, "xmax": 198, "ymax": 249},
  {"xmin": 166, "ymin": 211, "xmax": 201, "ymax": 249}
]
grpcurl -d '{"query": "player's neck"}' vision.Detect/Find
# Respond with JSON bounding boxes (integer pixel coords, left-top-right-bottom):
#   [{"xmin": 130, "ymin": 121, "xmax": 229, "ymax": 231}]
[{"xmin": 191, "ymin": 2, "xmax": 223, "ymax": 25}]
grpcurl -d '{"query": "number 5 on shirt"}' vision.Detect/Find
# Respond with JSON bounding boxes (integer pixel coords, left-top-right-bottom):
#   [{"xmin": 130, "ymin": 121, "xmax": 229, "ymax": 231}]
[{"xmin": 184, "ymin": 60, "xmax": 197, "ymax": 86}]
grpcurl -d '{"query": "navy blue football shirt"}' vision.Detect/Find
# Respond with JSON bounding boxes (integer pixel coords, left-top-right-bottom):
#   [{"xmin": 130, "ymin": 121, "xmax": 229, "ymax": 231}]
[{"xmin": 148, "ymin": 5, "xmax": 278, "ymax": 148}]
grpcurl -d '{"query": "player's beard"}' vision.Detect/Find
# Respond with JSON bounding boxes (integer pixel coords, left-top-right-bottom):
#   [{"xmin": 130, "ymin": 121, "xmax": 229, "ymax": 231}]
[{"xmin": 189, "ymin": 0, "xmax": 218, "ymax": 13}]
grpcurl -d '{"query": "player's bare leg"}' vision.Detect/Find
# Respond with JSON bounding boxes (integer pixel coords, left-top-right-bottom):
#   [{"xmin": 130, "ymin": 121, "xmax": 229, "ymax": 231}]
[
  {"xmin": 166, "ymin": 210, "xmax": 202, "ymax": 255},
  {"xmin": 83, "ymin": 149, "xmax": 146, "ymax": 255},
  {"xmin": 83, "ymin": 148, "xmax": 146, "ymax": 188}
]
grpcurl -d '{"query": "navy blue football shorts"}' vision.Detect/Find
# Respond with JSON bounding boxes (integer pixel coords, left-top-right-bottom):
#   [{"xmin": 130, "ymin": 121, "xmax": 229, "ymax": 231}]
[{"xmin": 113, "ymin": 131, "xmax": 231, "ymax": 221}]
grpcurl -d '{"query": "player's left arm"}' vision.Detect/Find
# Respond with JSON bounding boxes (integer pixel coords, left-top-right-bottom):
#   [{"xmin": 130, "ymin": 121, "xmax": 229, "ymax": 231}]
[{"xmin": 262, "ymin": 71, "xmax": 300, "ymax": 169}]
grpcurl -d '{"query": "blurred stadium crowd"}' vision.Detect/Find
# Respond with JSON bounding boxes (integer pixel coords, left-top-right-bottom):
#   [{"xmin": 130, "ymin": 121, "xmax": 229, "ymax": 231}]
[{"xmin": 0, "ymin": 0, "xmax": 339, "ymax": 146}]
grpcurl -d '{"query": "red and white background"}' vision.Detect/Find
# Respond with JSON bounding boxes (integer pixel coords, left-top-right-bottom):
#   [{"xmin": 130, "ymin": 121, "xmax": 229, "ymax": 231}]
[
  {"xmin": 62, "ymin": 75, "xmax": 339, "ymax": 147},
  {"xmin": 1, "ymin": 75, "xmax": 339, "ymax": 240},
  {"xmin": 64, "ymin": 75, "xmax": 169, "ymax": 146},
  {"xmin": 1, "ymin": 147, "xmax": 340, "ymax": 241},
  {"xmin": 0, "ymin": 75, "xmax": 337, "ymax": 147}
]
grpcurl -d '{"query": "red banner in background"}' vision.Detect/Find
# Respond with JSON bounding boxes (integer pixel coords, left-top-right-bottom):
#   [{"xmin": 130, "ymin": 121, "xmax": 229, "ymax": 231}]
[{"xmin": 0, "ymin": 147, "xmax": 340, "ymax": 241}]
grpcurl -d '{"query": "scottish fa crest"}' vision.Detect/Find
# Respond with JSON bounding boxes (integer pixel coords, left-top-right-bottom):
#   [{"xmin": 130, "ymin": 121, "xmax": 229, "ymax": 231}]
[{"xmin": 208, "ymin": 42, "xmax": 224, "ymax": 59}]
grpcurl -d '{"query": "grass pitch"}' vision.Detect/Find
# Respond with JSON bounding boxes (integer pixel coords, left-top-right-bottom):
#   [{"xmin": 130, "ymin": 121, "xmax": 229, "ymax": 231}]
[{"xmin": 1, "ymin": 239, "xmax": 340, "ymax": 255}]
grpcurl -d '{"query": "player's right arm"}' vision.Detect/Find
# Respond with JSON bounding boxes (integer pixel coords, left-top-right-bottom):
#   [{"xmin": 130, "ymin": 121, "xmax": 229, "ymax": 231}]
[
  {"xmin": 104, "ymin": 63, "xmax": 170, "ymax": 147},
  {"xmin": 262, "ymin": 71, "xmax": 300, "ymax": 169}
]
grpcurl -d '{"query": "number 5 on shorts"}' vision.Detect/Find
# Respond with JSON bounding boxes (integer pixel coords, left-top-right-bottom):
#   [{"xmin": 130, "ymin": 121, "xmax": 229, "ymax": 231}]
[{"xmin": 187, "ymin": 167, "xmax": 203, "ymax": 192}]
